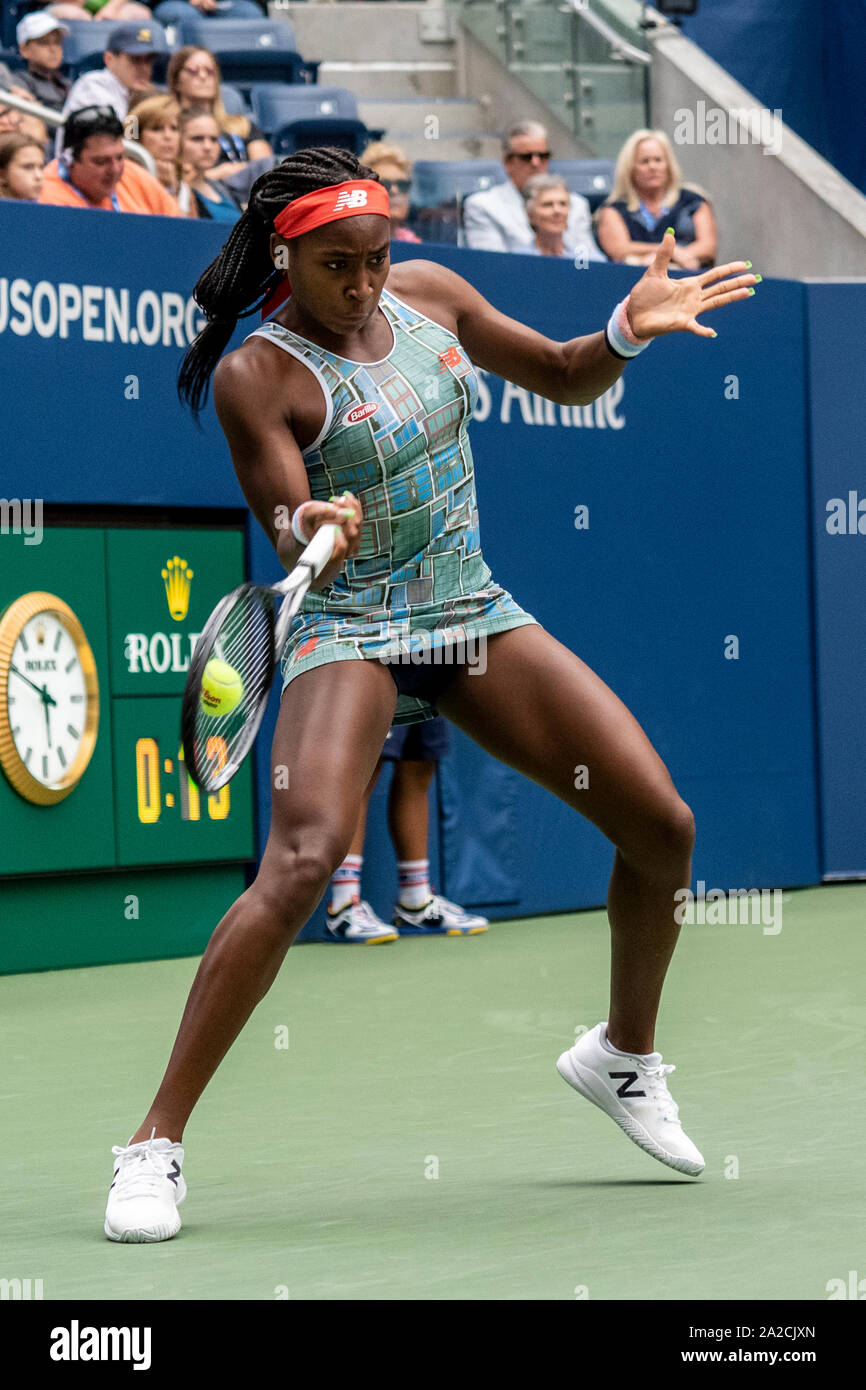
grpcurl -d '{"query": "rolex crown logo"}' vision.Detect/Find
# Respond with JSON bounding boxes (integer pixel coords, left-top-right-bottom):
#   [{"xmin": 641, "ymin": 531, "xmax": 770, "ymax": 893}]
[
  {"xmin": 161, "ymin": 556, "xmax": 194, "ymax": 622},
  {"xmin": 35, "ymin": 620, "xmax": 46, "ymax": 645}
]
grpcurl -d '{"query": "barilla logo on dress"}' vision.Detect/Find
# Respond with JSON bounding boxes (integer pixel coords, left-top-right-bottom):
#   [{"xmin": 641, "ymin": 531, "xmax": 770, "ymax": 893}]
[
  {"xmin": 344, "ymin": 402, "xmax": 379, "ymax": 425},
  {"xmin": 334, "ymin": 189, "xmax": 369, "ymax": 211}
]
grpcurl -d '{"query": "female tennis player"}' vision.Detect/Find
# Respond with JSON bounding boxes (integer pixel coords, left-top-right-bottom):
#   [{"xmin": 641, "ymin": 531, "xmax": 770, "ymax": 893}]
[{"xmin": 104, "ymin": 147, "xmax": 757, "ymax": 1241}]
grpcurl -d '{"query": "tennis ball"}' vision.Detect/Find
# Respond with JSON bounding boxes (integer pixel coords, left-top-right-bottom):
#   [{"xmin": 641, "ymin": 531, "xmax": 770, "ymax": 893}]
[{"xmin": 200, "ymin": 659, "xmax": 244, "ymax": 717}]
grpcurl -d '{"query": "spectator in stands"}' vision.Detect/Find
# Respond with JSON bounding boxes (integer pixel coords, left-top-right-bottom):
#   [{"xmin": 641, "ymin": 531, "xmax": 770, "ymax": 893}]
[
  {"xmin": 166, "ymin": 46, "xmax": 271, "ymax": 180},
  {"xmin": 0, "ymin": 89, "xmax": 49, "ymax": 149},
  {"xmin": 0, "ymin": 133, "xmax": 46, "ymax": 202},
  {"xmin": 60, "ymin": 21, "xmax": 169, "ymax": 128},
  {"xmin": 360, "ymin": 141, "xmax": 421, "ymax": 243},
  {"xmin": 463, "ymin": 120, "xmax": 605, "ymax": 262},
  {"xmin": 45, "ymin": 2, "xmax": 153, "ymax": 21},
  {"xmin": 179, "ymin": 105, "xmax": 241, "ymax": 221},
  {"xmin": 126, "ymin": 93, "xmax": 196, "ymax": 213},
  {"xmin": 149, "ymin": 1, "xmax": 266, "ymax": 24},
  {"xmin": 517, "ymin": 173, "xmax": 577, "ymax": 258},
  {"xmin": 0, "ymin": 96, "xmax": 26, "ymax": 137},
  {"xmin": 39, "ymin": 104, "xmax": 180, "ymax": 212},
  {"xmin": 13, "ymin": 14, "xmax": 72, "ymax": 113},
  {"xmin": 596, "ymin": 129, "xmax": 716, "ymax": 270}
]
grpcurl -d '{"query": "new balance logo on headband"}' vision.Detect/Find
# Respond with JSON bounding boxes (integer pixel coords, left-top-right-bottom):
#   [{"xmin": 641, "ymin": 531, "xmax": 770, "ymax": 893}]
[{"xmin": 334, "ymin": 189, "xmax": 370, "ymax": 211}]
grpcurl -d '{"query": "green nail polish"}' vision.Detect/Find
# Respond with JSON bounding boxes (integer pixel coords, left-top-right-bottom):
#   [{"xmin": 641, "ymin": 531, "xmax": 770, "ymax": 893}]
[
  {"xmin": 665, "ymin": 227, "xmax": 675, "ymax": 235},
  {"xmin": 744, "ymin": 261, "xmax": 752, "ymax": 269},
  {"xmin": 711, "ymin": 331, "xmax": 718, "ymax": 338},
  {"xmin": 753, "ymin": 274, "xmax": 762, "ymax": 283},
  {"xmin": 748, "ymin": 288, "xmax": 756, "ymax": 296}
]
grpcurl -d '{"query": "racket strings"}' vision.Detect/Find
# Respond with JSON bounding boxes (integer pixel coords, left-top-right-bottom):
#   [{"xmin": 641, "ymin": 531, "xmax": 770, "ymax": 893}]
[{"xmin": 188, "ymin": 588, "xmax": 277, "ymax": 790}]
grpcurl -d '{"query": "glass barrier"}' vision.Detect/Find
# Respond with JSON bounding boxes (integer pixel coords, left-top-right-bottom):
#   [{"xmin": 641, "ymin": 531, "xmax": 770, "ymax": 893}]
[{"xmin": 455, "ymin": 0, "xmax": 650, "ymax": 156}]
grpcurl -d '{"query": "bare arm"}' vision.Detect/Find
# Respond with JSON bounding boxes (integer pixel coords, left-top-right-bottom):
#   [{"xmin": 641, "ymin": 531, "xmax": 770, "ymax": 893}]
[
  {"xmin": 213, "ymin": 348, "xmax": 361, "ymax": 588},
  {"xmin": 596, "ymin": 206, "xmax": 664, "ymax": 263},
  {"xmin": 405, "ymin": 241, "xmax": 758, "ymax": 407}
]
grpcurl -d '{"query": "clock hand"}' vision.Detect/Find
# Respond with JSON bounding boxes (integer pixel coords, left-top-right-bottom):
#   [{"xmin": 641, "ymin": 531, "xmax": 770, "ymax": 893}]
[
  {"xmin": 9, "ymin": 665, "xmax": 57, "ymax": 706},
  {"xmin": 44, "ymin": 698, "xmax": 52, "ymax": 749}
]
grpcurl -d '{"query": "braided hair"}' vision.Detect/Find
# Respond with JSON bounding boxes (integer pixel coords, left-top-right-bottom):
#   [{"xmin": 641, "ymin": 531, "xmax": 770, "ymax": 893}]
[{"xmin": 177, "ymin": 147, "xmax": 381, "ymax": 419}]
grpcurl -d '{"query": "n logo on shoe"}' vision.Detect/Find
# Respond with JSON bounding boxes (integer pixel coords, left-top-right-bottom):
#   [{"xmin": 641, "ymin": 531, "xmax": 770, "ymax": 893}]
[
  {"xmin": 609, "ymin": 1071, "xmax": 646, "ymax": 1098},
  {"xmin": 166, "ymin": 1161, "xmax": 181, "ymax": 1186}
]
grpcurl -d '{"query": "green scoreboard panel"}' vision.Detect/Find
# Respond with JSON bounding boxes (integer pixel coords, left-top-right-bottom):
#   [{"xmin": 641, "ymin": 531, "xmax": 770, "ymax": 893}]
[{"xmin": 0, "ymin": 521, "xmax": 255, "ymax": 972}]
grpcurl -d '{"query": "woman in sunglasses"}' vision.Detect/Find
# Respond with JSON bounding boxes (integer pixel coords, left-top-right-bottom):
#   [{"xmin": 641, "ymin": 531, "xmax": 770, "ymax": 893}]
[
  {"xmin": 166, "ymin": 46, "xmax": 272, "ymax": 183},
  {"xmin": 360, "ymin": 140, "xmax": 421, "ymax": 243}
]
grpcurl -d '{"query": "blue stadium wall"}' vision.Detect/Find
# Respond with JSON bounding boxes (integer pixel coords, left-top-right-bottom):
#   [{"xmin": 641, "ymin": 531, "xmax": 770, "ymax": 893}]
[
  {"xmin": 680, "ymin": 0, "xmax": 866, "ymax": 196},
  {"xmin": 2, "ymin": 200, "xmax": 861, "ymax": 942}
]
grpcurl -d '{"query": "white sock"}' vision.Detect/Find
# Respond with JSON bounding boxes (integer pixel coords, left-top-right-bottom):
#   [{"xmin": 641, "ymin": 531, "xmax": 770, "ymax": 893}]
[
  {"xmin": 600, "ymin": 1023, "xmax": 660, "ymax": 1065},
  {"xmin": 397, "ymin": 858, "xmax": 431, "ymax": 909},
  {"xmin": 330, "ymin": 854, "xmax": 362, "ymax": 912}
]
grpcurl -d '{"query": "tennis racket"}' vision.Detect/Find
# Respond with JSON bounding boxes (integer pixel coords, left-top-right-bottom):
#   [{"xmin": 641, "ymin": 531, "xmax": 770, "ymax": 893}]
[{"xmin": 181, "ymin": 523, "xmax": 338, "ymax": 793}]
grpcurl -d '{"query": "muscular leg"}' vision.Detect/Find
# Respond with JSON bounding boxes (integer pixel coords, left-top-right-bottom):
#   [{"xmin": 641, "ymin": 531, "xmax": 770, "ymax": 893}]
[
  {"xmin": 438, "ymin": 626, "xmax": 695, "ymax": 1054},
  {"xmin": 387, "ymin": 758, "xmax": 435, "ymax": 861},
  {"xmin": 129, "ymin": 660, "xmax": 397, "ymax": 1144}
]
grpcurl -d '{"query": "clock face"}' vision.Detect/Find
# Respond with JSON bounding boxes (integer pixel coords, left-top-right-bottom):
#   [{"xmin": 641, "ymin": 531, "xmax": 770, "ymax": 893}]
[
  {"xmin": 0, "ymin": 593, "xmax": 99, "ymax": 805},
  {"xmin": 8, "ymin": 612, "xmax": 88, "ymax": 789}
]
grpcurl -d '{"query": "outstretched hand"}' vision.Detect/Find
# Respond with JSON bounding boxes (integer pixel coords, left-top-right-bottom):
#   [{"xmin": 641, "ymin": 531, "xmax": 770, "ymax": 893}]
[{"xmin": 626, "ymin": 231, "xmax": 758, "ymax": 340}]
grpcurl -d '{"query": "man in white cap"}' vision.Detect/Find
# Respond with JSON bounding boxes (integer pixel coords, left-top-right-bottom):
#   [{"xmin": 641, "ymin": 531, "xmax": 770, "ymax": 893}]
[
  {"xmin": 463, "ymin": 120, "xmax": 606, "ymax": 262},
  {"xmin": 59, "ymin": 20, "xmax": 169, "ymax": 129},
  {"xmin": 13, "ymin": 14, "xmax": 72, "ymax": 113}
]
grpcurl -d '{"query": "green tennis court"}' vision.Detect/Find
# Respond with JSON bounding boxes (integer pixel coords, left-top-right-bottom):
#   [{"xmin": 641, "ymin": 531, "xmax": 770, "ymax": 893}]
[{"xmin": 2, "ymin": 883, "xmax": 862, "ymax": 1301}]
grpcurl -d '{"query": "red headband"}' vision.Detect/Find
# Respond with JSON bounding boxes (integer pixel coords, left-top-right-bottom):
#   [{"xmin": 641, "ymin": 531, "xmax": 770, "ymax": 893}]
[
  {"xmin": 273, "ymin": 178, "xmax": 389, "ymax": 238},
  {"xmin": 262, "ymin": 179, "xmax": 391, "ymax": 319}
]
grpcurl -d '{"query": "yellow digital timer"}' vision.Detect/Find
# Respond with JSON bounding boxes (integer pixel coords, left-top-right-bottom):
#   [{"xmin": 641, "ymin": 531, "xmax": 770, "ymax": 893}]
[{"xmin": 135, "ymin": 737, "xmax": 230, "ymax": 824}]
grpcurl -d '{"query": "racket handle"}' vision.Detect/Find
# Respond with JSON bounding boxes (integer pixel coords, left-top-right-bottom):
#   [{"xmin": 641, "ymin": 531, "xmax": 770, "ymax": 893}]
[{"xmin": 298, "ymin": 522, "xmax": 339, "ymax": 579}]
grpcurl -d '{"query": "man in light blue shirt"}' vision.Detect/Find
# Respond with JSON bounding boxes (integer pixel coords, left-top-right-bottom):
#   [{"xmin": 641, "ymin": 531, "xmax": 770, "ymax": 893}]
[{"xmin": 463, "ymin": 120, "xmax": 605, "ymax": 262}]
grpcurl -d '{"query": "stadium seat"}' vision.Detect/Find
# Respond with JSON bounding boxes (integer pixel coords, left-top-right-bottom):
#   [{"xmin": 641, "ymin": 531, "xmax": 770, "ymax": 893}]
[
  {"xmin": 172, "ymin": 17, "xmax": 316, "ymax": 87},
  {"xmin": 175, "ymin": 17, "xmax": 297, "ymax": 53},
  {"xmin": 549, "ymin": 159, "xmax": 616, "ymax": 211},
  {"xmin": 410, "ymin": 160, "xmax": 506, "ymax": 209},
  {"xmin": 271, "ymin": 117, "xmax": 373, "ymax": 159},
  {"xmin": 220, "ymin": 83, "xmax": 252, "ymax": 118},
  {"xmin": 405, "ymin": 160, "xmax": 507, "ymax": 245},
  {"xmin": 250, "ymin": 83, "xmax": 358, "ymax": 137}
]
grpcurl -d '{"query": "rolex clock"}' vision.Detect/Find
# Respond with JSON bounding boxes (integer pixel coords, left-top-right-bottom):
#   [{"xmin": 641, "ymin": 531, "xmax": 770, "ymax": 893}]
[{"xmin": 0, "ymin": 591, "xmax": 100, "ymax": 805}]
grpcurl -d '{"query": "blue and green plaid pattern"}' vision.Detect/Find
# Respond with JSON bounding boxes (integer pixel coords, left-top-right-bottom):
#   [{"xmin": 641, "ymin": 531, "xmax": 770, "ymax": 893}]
[{"xmin": 246, "ymin": 288, "xmax": 536, "ymax": 722}]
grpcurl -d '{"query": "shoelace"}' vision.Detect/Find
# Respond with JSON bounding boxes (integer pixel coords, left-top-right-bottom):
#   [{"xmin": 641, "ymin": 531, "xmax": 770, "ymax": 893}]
[
  {"xmin": 111, "ymin": 1140, "xmax": 176, "ymax": 1200},
  {"xmin": 639, "ymin": 1062, "xmax": 681, "ymax": 1124},
  {"xmin": 352, "ymin": 900, "xmax": 388, "ymax": 932}
]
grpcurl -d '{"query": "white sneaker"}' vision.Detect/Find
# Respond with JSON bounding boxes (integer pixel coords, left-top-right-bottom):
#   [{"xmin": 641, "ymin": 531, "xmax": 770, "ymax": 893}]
[
  {"xmin": 325, "ymin": 898, "xmax": 398, "ymax": 944},
  {"xmin": 393, "ymin": 894, "xmax": 489, "ymax": 935},
  {"xmin": 104, "ymin": 1130, "xmax": 186, "ymax": 1243},
  {"xmin": 556, "ymin": 1022, "xmax": 705, "ymax": 1176}
]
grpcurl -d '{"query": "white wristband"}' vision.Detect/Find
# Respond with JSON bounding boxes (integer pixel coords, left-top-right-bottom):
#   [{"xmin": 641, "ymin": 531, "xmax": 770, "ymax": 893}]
[
  {"xmin": 605, "ymin": 297, "xmax": 652, "ymax": 359},
  {"xmin": 291, "ymin": 502, "xmax": 315, "ymax": 544}
]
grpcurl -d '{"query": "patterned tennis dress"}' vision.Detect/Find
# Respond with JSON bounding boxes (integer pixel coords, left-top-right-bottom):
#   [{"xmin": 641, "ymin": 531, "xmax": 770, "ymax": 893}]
[{"xmin": 244, "ymin": 286, "xmax": 538, "ymax": 724}]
